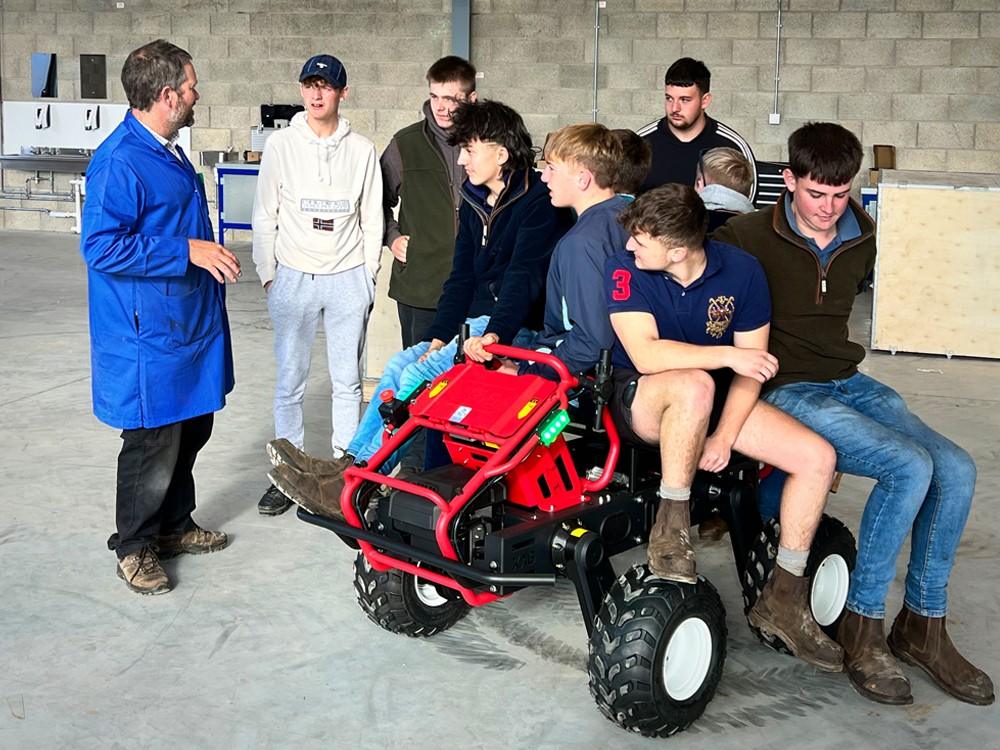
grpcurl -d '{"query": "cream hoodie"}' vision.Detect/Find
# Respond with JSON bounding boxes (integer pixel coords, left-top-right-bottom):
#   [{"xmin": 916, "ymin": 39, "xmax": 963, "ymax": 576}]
[{"xmin": 252, "ymin": 112, "xmax": 383, "ymax": 286}]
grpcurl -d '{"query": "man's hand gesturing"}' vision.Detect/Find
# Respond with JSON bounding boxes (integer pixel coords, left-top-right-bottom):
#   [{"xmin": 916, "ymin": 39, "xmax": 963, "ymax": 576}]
[{"xmin": 189, "ymin": 239, "xmax": 241, "ymax": 283}]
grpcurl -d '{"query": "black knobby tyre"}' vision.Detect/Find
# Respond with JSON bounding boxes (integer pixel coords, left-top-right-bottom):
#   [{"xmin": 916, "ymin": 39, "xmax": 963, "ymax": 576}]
[
  {"xmin": 741, "ymin": 514, "xmax": 856, "ymax": 652},
  {"xmin": 353, "ymin": 553, "xmax": 469, "ymax": 637},
  {"xmin": 588, "ymin": 565, "xmax": 727, "ymax": 738}
]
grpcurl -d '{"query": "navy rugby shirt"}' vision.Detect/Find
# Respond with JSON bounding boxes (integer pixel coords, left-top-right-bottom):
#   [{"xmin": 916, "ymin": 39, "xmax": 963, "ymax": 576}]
[{"xmin": 604, "ymin": 240, "xmax": 771, "ymax": 371}]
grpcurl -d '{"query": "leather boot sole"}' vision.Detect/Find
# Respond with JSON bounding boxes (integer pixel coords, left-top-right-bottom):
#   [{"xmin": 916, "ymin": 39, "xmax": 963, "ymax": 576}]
[
  {"xmin": 845, "ymin": 666, "xmax": 913, "ymax": 705},
  {"xmin": 889, "ymin": 642, "xmax": 996, "ymax": 706},
  {"xmin": 268, "ymin": 471, "xmax": 346, "ymax": 522},
  {"xmin": 747, "ymin": 609, "xmax": 844, "ymax": 673},
  {"xmin": 258, "ymin": 498, "xmax": 293, "ymax": 516},
  {"xmin": 647, "ymin": 560, "xmax": 697, "ymax": 584}
]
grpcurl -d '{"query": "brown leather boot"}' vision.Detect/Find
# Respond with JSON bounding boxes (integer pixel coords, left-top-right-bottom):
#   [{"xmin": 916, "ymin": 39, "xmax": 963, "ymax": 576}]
[
  {"xmin": 266, "ymin": 438, "xmax": 354, "ymax": 476},
  {"xmin": 646, "ymin": 499, "xmax": 696, "ymax": 583},
  {"xmin": 269, "ymin": 463, "xmax": 349, "ymax": 521},
  {"xmin": 888, "ymin": 606, "xmax": 995, "ymax": 706},
  {"xmin": 748, "ymin": 565, "xmax": 844, "ymax": 672},
  {"xmin": 837, "ymin": 610, "xmax": 913, "ymax": 704}
]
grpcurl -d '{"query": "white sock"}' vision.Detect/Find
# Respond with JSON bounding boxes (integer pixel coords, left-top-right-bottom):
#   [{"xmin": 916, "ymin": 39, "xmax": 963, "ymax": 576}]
[{"xmin": 777, "ymin": 545, "xmax": 809, "ymax": 576}]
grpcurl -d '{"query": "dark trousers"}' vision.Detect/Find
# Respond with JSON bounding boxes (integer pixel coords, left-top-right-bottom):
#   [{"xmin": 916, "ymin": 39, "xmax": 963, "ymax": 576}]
[
  {"xmin": 396, "ymin": 301, "xmax": 438, "ymax": 349},
  {"xmin": 109, "ymin": 413, "xmax": 214, "ymax": 558}
]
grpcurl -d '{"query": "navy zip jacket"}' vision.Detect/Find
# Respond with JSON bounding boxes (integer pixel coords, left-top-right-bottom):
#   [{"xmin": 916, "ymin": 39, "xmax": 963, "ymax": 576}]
[{"xmin": 425, "ymin": 168, "xmax": 568, "ymax": 345}]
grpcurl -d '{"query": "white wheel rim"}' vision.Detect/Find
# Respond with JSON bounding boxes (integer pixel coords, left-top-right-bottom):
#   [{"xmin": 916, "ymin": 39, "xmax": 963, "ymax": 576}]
[
  {"xmin": 414, "ymin": 577, "xmax": 449, "ymax": 608},
  {"xmin": 661, "ymin": 617, "xmax": 713, "ymax": 701},
  {"xmin": 811, "ymin": 554, "xmax": 850, "ymax": 627}
]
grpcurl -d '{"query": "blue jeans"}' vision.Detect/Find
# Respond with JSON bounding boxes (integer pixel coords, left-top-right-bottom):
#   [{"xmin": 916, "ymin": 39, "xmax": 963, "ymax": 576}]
[
  {"xmin": 764, "ymin": 373, "xmax": 976, "ymax": 619},
  {"xmin": 346, "ymin": 316, "xmax": 536, "ymax": 472}
]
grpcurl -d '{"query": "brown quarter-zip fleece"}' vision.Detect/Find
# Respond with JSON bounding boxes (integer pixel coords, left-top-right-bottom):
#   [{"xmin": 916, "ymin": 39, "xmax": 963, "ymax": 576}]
[{"xmin": 712, "ymin": 193, "xmax": 876, "ymax": 391}]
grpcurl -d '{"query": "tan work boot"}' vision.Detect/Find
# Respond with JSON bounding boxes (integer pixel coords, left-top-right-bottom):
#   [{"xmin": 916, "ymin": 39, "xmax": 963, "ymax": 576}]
[
  {"xmin": 156, "ymin": 523, "xmax": 229, "ymax": 559},
  {"xmin": 269, "ymin": 463, "xmax": 349, "ymax": 521},
  {"xmin": 117, "ymin": 547, "xmax": 171, "ymax": 596},
  {"xmin": 837, "ymin": 610, "xmax": 912, "ymax": 704},
  {"xmin": 888, "ymin": 606, "xmax": 995, "ymax": 705},
  {"xmin": 266, "ymin": 438, "xmax": 353, "ymax": 476},
  {"xmin": 646, "ymin": 499, "xmax": 696, "ymax": 583},
  {"xmin": 748, "ymin": 565, "xmax": 844, "ymax": 672}
]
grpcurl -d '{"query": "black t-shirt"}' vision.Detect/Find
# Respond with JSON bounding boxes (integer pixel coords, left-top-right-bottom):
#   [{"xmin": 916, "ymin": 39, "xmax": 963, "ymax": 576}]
[{"xmin": 638, "ymin": 115, "xmax": 755, "ymax": 196}]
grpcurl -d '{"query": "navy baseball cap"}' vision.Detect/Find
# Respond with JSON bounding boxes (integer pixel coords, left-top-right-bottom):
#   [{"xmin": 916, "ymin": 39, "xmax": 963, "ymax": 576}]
[{"xmin": 299, "ymin": 54, "xmax": 347, "ymax": 88}]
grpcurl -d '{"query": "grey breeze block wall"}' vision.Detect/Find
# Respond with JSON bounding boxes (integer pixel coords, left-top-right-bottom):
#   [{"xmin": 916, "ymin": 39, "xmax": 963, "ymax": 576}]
[{"xmin": 1, "ymin": 0, "xmax": 999, "ymax": 234}]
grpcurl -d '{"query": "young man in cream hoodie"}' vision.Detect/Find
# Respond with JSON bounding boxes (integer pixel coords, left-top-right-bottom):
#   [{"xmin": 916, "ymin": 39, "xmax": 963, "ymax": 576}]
[{"xmin": 252, "ymin": 54, "xmax": 383, "ymax": 515}]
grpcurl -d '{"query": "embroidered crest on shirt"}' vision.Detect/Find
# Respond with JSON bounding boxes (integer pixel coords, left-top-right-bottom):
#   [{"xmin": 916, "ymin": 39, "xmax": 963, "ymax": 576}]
[{"xmin": 706, "ymin": 295, "xmax": 735, "ymax": 339}]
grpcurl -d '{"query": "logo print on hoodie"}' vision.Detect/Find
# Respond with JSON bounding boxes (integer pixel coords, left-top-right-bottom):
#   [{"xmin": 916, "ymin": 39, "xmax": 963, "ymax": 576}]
[{"xmin": 301, "ymin": 198, "xmax": 351, "ymax": 213}]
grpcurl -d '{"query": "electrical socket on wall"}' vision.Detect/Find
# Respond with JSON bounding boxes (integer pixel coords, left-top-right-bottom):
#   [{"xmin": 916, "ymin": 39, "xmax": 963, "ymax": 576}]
[{"xmin": 769, "ymin": 113, "xmax": 781, "ymax": 125}]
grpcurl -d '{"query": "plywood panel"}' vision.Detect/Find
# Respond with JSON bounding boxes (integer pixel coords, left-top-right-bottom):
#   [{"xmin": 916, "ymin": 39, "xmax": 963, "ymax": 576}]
[{"xmin": 872, "ymin": 183, "xmax": 1000, "ymax": 359}]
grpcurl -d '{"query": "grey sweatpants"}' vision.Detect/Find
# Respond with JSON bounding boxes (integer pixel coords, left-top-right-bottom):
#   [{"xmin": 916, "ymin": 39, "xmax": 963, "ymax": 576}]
[{"xmin": 267, "ymin": 263, "xmax": 373, "ymax": 456}]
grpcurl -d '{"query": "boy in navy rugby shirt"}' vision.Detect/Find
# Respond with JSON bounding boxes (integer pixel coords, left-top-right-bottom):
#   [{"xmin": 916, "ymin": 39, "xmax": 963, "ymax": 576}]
[{"xmin": 605, "ymin": 184, "xmax": 842, "ymax": 672}]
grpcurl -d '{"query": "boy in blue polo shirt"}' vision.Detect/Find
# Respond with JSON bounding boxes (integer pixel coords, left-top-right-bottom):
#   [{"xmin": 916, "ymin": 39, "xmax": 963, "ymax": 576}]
[{"xmin": 605, "ymin": 184, "xmax": 842, "ymax": 672}]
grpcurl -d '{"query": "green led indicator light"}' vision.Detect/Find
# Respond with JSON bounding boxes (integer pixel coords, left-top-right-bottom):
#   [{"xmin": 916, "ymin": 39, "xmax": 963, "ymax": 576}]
[{"xmin": 538, "ymin": 409, "xmax": 570, "ymax": 446}]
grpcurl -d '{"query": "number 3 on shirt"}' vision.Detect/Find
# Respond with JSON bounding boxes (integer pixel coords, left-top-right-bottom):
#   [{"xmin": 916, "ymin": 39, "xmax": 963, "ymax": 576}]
[{"xmin": 611, "ymin": 269, "xmax": 631, "ymax": 301}]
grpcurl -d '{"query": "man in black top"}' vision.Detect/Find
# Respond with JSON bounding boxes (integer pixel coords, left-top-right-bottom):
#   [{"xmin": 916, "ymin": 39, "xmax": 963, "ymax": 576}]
[{"xmin": 636, "ymin": 57, "xmax": 756, "ymax": 199}]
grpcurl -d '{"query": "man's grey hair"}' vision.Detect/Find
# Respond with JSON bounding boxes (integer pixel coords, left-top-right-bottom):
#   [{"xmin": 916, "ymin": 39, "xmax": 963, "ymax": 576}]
[{"xmin": 121, "ymin": 39, "xmax": 192, "ymax": 111}]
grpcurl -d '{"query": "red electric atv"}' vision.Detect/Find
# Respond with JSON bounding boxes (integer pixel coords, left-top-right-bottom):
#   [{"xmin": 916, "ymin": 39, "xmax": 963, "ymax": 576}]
[{"xmin": 297, "ymin": 339, "xmax": 856, "ymax": 737}]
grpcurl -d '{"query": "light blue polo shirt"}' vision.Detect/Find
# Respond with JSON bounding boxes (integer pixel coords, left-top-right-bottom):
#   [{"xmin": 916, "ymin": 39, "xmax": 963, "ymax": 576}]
[{"xmin": 784, "ymin": 192, "xmax": 861, "ymax": 270}]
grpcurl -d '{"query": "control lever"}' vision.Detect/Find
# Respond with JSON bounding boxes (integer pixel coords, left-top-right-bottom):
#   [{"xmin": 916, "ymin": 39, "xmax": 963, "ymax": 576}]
[{"xmin": 454, "ymin": 323, "xmax": 470, "ymax": 365}]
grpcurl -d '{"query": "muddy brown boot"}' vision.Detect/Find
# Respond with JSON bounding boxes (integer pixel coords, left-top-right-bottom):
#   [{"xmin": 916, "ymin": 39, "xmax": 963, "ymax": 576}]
[
  {"xmin": 837, "ymin": 610, "xmax": 913, "ymax": 704},
  {"xmin": 266, "ymin": 438, "xmax": 354, "ymax": 476},
  {"xmin": 748, "ymin": 565, "xmax": 844, "ymax": 672},
  {"xmin": 646, "ymin": 499, "xmax": 696, "ymax": 584},
  {"xmin": 888, "ymin": 607, "xmax": 995, "ymax": 706},
  {"xmin": 269, "ymin": 463, "xmax": 349, "ymax": 521}
]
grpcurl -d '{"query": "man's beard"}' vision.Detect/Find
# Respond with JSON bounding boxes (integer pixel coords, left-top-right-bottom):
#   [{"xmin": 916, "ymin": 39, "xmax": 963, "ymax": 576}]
[
  {"xmin": 167, "ymin": 104, "xmax": 194, "ymax": 139},
  {"xmin": 669, "ymin": 113, "xmax": 698, "ymax": 131}
]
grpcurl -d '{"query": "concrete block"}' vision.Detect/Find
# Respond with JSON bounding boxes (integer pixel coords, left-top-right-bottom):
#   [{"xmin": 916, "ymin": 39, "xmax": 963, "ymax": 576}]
[
  {"xmin": 190, "ymin": 128, "xmax": 233, "ymax": 151},
  {"xmin": 488, "ymin": 39, "xmax": 540, "ymax": 63},
  {"xmin": 860, "ymin": 120, "xmax": 917, "ymax": 148},
  {"xmin": 732, "ymin": 40, "xmax": 775, "ymax": 65},
  {"xmin": 917, "ymin": 122, "xmax": 975, "ymax": 149},
  {"xmin": 706, "ymin": 13, "xmax": 758, "ymax": 39},
  {"xmin": 955, "ymin": 1, "xmax": 1000, "ymax": 9},
  {"xmin": 811, "ymin": 66, "xmax": 862, "ymax": 93},
  {"xmin": 922, "ymin": 13, "xmax": 980, "ymax": 39},
  {"xmin": 520, "ymin": 114, "xmax": 560, "ymax": 140},
  {"xmin": 736, "ymin": 0, "xmax": 780, "ymax": 8},
  {"xmin": 597, "ymin": 89, "xmax": 636, "ymax": 116},
  {"xmin": 471, "ymin": 13, "xmax": 559, "ymax": 38},
  {"xmin": 3, "ymin": 209, "xmax": 42, "ymax": 231},
  {"xmin": 0, "ymin": 0, "xmax": 35, "ymax": 9},
  {"xmin": 680, "ymin": 39, "xmax": 733, "ymax": 65},
  {"xmin": 864, "ymin": 67, "xmax": 921, "ymax": 94},
  {"xmin": 813, "ymin": 12, "xmax": 866, "ymax": 39},
  {"xmin": 975, "ymin": 123, "xmax": 1000, "ymax": 150},
  {"xmin": 56, "ymin": 12, "xmax": 94, "ymax": 36},
  {"xmin": 375, "ymin": 63, "xmax": 427, "ymax": 87},
  {"xmin": 840, "ymin": 40, "xmax": 894, "ymax": 66},
  {"xmin": 891, "ymin": 93, "xmax": 949, "ymax": 121},
  {"xmin": 710, "ymin": 65, "xmax": 758, "ymax": 91},
  {"xmin": 894, "ymin": 147, "xmax": 949, "ymax": 171},
  {"xmin": 979, "ymin": 67, "xmax": 1000, "ymax": 92},
  {"xmin": 842, "ymin": 0, "xmax": 893, "ymax": 8},
  {"xmin": 348, "ymin": 87, "xmax": 399, "ymax": 111},
  {"xmin": 985, "ymin": 13, "xmax": 1000, "ymax": 37},
  {"xmin": 760, "ymin": 65, "xmax": 811, "ymax": 93},
  {"xmin": 689, "ymin": 0, "xmax": 736, "ymax": 9},
  {"xmin": 921, "ymin": 67, "xmax": 979, "ymax": 94},
  {"xmin": 89, "ymin": 10, "xmax": 134, "ymax": 34},
  {"xmin": 210, "ymin": 12, "xmax": 252, "ymax": 36},
  {"xmin": 705, "ymin": 91, "xmax": 733, "ymax": 117},
  {"xmin": 656, "ymin": 13, "xmax": 707, "ymax": 39},
  {"xmin": 946, "ymin": 149, "xmax": 1000, "ymax": 173},
  {"xmin": 895, "ymin": 40, "xmax": 952, "ymax": 66},
  {"xmin": 400, "ymin": 0, "xmax": 449, "ymax": 9},
  {"xmin": 787, "ymin": 0, "xmax": 838, "ymax": 9},
  {"xmin": 4, "ymin": 12, "xmax": 57, "ymax": 34},
  {"xmin": 584, "ymin": 37, "xmax": 634, "ymax": 64},
  {"xmin": 267, "ymin": 38, "xmax": 311, "ymax": 61},
  {"xmin": 3, "ymin": 79, "xmax": 30, "ymax": 99},
  {"xmin": 36, "ymin": 0, "xmax": 75, "ymax": 10},
  {"xmin": 537, "ymin": 39, "xmax": 586, "ymax": 64},
  {"xmin": 129, "ymin": 13, "xmax": 171, "ymax": 36},
  {"xmin": 385, "ymin": 38, "xmax": 447, "ymax": 64},
  {"xmin": 1, "ymin": 33, "xmax": 35, "ymax": 59},
  {"xmin": 607, "ymin": 13, "xmax": 661, "ymax": 40},
  {"xmin": 635, "ymin": 0, "xmax": 684, "ymax": 10},
  {"xmin": 866, "ymin": 13, "xmax": 922, "ymax": 39},
  {"xmin": 733, "ymin": 90, "xmax": 777, "ymax": 116},
  {"xmin": 605, "ymin": 63, "xmax": 655, "ymax": 91},
  {"xmin": 949, "ymin": 94, "xmax": 1000, "ymax": 122},
  {"xmin": 753, "ymin": 117, "xmax": 807, "ymax": 147},
  {"xmin": 780, "ymin": 92, "xmax": 839, "ymax": 119},
  {"xmin": 377, "ymin": 13, "xmax": 450, "ymax": 38},
  {"xmin": 491, "ymin": 0, "xmax": 541, "ymax": 10},
  {"xmin": 758, "ymin": 12, "xmax": 812, "ymax": 39},
  {"xmin": 559, "ymin": 64, "xmax": 605, "ymax": 91},
  {"xmin": 33, "ymin": 35, "xmax": 75, "ymax": 58},
  {"xmin": 953, "ymin": 40, "xmax": 1000, "ymax": 67},
  {"xmin": 209, "ymin": 105, "xmax": 253, "ymax": 130},
  {"xmin": 896, "ymin": 0, "xmax": 952, "ymax": 9},
  {"xmin": 784, "ymin": 39, "xmax": 839, "ymax": 65}
]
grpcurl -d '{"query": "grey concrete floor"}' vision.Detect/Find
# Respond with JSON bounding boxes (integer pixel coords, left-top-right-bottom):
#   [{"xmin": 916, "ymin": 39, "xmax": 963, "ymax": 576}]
[{"xmin": 1, "ymin": 230, "xmax": 997, "ymax": 749}]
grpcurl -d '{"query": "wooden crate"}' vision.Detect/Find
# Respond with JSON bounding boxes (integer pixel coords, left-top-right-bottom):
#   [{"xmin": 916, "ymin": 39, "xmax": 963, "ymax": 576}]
[{"xmin": 872, "ymin": 170, "xmax": 1000, "ymax": 359}]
